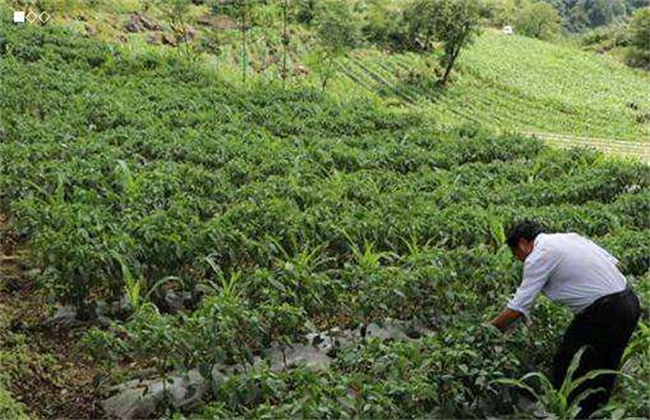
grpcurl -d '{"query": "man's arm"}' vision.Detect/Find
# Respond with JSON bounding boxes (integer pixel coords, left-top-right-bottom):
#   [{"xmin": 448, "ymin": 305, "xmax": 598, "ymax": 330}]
[{"xmin": 490, "ymin": 308, "xmax": 524, "ymax": 332}]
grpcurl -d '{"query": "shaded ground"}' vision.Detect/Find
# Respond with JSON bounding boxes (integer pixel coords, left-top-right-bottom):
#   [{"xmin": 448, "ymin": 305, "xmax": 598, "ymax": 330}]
[{"xmin": 0, "ymin": 214, "xmax": 105, "ymax": 419}]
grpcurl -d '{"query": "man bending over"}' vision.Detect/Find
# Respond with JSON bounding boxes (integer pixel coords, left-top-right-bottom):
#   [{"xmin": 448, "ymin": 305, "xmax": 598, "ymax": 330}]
[{"xmin": 490, "ymin": 220, "xmax": 641, "ymax": 418}]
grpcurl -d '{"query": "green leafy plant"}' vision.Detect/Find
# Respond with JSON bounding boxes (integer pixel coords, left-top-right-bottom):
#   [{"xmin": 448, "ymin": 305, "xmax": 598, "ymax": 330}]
[
  {"xmin": 115, "ymin": 255, "xmax": 144, "ymax": 313},
  {"xmin": 494, "ymin": 347, "xmax": 632, "ymax": 419},
  {"xmin": 203, "ymin": 255, "xmax": 249, "ymax": 301}
]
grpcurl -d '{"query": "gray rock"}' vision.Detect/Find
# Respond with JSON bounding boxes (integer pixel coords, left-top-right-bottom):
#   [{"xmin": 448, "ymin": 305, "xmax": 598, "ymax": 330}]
[
  {"xmin": 364, "ymin": 321, "xmax": 411, "ymax": 341},
  {"xmin": 210, "ymin": 364, "xmax": 239, "ymax": 390},
  {"xmin": 267, "ymin": 343, "xmax": 332, "ymax": 373},
  {"xmin": 305, "ymin": 332, "xmax": 336, "ymax": 353},
  {"xmin": 147, "ymin": 33, "xmax": 162, "ymax": 46},
  {"xmin": 197, "ymin": 15, "xmax": 212, "ymax": 26},
  {"xmin": 162, "ymin": 34, "xmax": 178, "ymax": 47},
  {"xmin": 124, "ymin": 12, "xmax": 161, "ymax": 33},
  {"xmin": 210, "ymin": 358, "xmax": 263, "ymax": 391},
  {"xmin": 110, "ymin": 295, "xmax": 133, "ymax": 320},
  {"xmin": 102, "ymin": 369, "xmax": 206, "ymax": 419},
  {"xmin": 163, "ymin": 290, "xmax": 184, "ymax": 313},
  {"xmin": 42, "ymin": 306, "xmax": 84, "ymax": 330}
]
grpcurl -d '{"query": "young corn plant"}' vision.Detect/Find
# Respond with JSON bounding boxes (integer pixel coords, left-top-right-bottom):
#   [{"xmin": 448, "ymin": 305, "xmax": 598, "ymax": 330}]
[
  {"xmin": 115, "ymin": 255, "xmax": 145, "ymax": 313},
  {"xmin": 203, "ymin": 254, "xmax": 249, "ymax": 302},
  {"xmin": 620, "ymin": 321, "xmax": 649, "ymax": 369},
  {"xmin": 350, "ymin": 241, "xmax": 395, "ymax": 273},
  {"xmin": 487, "ymin": 216, "xmax": 506, "ymax": 252},
  {"xmin": 397, "ymin": 230, "xmax": 433, "ymax": 267},
  {"xmin": 494, "ymin": 347, "xmax": 632, "ymax": 419},
  {"xmin": 268, "ymin": 234, "xmax": 334, "ymax": 274},
  {"xmin": 114, "ymin": 160, "xmax": 139, "ymax": 196}
]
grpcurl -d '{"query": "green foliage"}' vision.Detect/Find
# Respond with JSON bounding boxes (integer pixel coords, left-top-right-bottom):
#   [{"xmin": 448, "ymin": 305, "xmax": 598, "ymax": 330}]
[
  {"xmin": 0, "ymin": 329, "xmax": 28, "ymax": 419},
  {"xmin": 195, "ymin": 325, "xmax": 526, "ymax": 418},
  {"xmin": 626, "ymin": 7, "xmax": 650, "ymax": 70},
  {"xmin": 456, "ymin": 32, "xmax": 650, "ymax": 140},
  {"xmin": 116, "ymin": 255, "xmax": 145, "ymax": 313},
  {"xmin": 580, "ymin": 22, "xmax": 631, "ymax": 52},
  {"xmin": 358, "ymin": 0, "xmax": 408, "ymax": 50},
  {"xmin": 494, "ymin": 347, "xmax": 632, "ymax": 419},
  {"xmin": 522, "ymin": 0, "xmax": 645, "ymax": 32},
  {"xmin": 0, "ymin": 386, "xmax": 27, "ymax": 420},
  {"xmin": 1, "ymin": 22, "xmax": 649, "ymax": 419},
  {"xmin": 156, "ymin": 0, "xmax": 199, "ymax": 61},
  {"xmin": 405, "ymin": 0, "xmax": 482, "ymax": 85},
  {"xmin": 513, "ymin": 0, "xmax": 564, "ymax": 40},
  {"xmin": 307, "ymin": 0, "xmax": 362, "ymax": 91}
]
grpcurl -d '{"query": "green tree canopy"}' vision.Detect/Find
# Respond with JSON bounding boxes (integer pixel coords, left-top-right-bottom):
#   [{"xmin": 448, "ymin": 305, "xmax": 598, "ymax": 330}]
[
  {"xmin": 405, "ymin": 0, "xmax": 482, "ymax": 86},
  {"xmin": 626, "ymin": 7, "xmax": 650, "ymax": 69},
  {"xmin": 307, "ymin": 0, "xmax": 363, "ymax": 91},
  {"xmin": 515, "ymin": 0, "xmax": 564, "ymax": 39}
]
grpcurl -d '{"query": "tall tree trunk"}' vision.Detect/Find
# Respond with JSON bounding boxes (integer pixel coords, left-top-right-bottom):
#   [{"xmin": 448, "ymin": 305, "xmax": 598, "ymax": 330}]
[
  {"xmin": 282, "ymin": 0, "xmax": 289, "ymax": 89},
  {"xmin": 440, "ymin": 30, "xmax": 467, "ymax": 86},
  {"xmin": 241, "ymin": 19, "xmax": 247, "ymax": 84}
]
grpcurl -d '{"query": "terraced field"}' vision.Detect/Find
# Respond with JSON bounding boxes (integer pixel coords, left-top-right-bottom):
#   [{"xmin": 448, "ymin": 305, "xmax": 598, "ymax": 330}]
[
  {"xmin": 333, "ymin": 32, "xmax": 650, "ymax": 152},
  {"xmin": 1, "ymin": 7, "xmax": 649, "ymax": 419}
]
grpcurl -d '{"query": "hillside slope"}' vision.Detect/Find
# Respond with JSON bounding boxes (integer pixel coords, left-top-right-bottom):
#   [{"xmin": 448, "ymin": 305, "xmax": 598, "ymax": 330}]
[
  {"xmin": 1, "ymin": 19, "xmax": 649, "ymax": 420},
  {"xmin": 332, "ymin": 32, "xmax": 650, "ymax": 142},
  {"xmin": 1, "ymin": 1, "xmax": 647, "ymax": 146}
]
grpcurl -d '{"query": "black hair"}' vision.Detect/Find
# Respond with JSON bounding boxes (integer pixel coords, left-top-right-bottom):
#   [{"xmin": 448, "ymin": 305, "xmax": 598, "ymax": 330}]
[{"xmin": 506, "ymin": 220, "xmax": 545, "ymax": 250}]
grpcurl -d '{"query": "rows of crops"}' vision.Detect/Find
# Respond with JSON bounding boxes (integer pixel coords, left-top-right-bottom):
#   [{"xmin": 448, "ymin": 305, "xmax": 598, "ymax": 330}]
[
  {"xmin": 524, "ymin": 131, "xmax": 650, "ymax": 161},
  {"xmin": 1, "ymin": 25, "xmax": 649, "ymax": 418},
  {"xmin": 332, "ymin": 32, "xmax": 650, "ymax": 143}
]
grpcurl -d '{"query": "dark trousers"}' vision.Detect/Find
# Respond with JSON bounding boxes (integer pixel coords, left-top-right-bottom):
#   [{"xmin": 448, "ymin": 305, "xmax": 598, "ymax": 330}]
[{"xmin": 552, "ymin": 288, "xmax": 641, "ymax": 419}]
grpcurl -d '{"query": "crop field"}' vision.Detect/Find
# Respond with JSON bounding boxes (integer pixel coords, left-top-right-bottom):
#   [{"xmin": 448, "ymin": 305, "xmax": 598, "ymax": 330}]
[
  {"xmin": 10, "ymin": 0, "xmax": 648, "ymax": 148},
  {"xmin": 1, "ymin": 20, "xmax": 649, "ymax": 420},
  {"xmin": 333, "ymin": 32, "xmax": 650, "ymax": 144}
]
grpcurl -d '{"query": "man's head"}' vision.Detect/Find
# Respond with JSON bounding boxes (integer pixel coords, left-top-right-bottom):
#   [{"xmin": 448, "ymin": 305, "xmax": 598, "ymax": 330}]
[{"xmin": 506, "ymin": 220, "xmax": 545, "ymax": 261}]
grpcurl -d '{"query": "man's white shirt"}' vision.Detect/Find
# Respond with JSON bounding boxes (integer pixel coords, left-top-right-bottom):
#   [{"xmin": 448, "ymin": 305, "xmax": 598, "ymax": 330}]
[{"xmin": 507, "ymin": 233, "xmax": 628, "ymax": 318}]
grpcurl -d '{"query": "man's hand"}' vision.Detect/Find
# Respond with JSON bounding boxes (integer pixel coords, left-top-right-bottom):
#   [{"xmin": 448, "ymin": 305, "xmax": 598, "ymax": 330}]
[{"xmin": 489, "ymin": 308, "xmax": 524, "ymax": 332}]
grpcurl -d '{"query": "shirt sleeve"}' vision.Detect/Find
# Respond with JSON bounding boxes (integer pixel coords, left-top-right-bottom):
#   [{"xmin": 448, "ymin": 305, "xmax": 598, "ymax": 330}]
[{"xmin": 507, "ymin": 247, "xmax": 554, "ymax": 319}]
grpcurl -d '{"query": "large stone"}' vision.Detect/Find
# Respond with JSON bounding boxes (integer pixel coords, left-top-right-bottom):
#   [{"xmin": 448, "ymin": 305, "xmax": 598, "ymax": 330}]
[
  {"xmin": 305, "ymin": 331, "xmax": 336, "ymax": 354},
  {"xmin": 267, "ymin": 343, "xmax": 332, "ymax": 373},
  {"xmin": 102, "ymin": 369, "xmax": 206, "ymax": 419},
  {"xmin": 147, "ymin": 33, "xmax": 162, "ymax": 46},
  {"xmin": 42, "ymin": 306, "xmax": 84, "ymax": 330},
  {"xmin": 210, "ymin": 357, "xmax": 264, "ymax": 391},
  {"xmin": 197, "ymin": 15, "xmax": 212, "ymax": 26},
  {"xmin": 110, "ymin": 295, "xmax": 133, "ymax": 320},
  {"xmin": 364, "ymin": 321, "xmax": 411, "ymax": 341},
  {"xmin": 162, "ymin": 34, "xmax": 178, "ymax": 47},
  {"xmin": 124, "ymin": 12, "xmax": 161, "ymax": 33}
]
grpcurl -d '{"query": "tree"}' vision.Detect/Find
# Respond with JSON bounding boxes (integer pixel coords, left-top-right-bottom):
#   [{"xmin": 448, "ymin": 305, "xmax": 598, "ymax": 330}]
[
  {"xmin": 157, "ymin": 0, "xmax": 196, "ymax": 61},
  {"xmin": 626, "ymin": 7, "xmax": 650, "ymax": 70},
  {"xmin": 280, "ymin": 0, "xmax": 294, "ymax": 88},
  {"xmin": 405, "ymin": 0, "xmax": 482, "ymax": 86},
  {"xmin": 515, "ymin": 0, "xmax": 564, "ymax": 39},
  {"xmin": 214, "ymin": 0, "xmax": 260, "ymax": 84},
  {"xmin": 295, "ymin": 0, "xmax": 317, "ymax": 25},
  {"xmin": 359, "ymin": 0, "xmax": 408, "ymax": 51},
  {"xmin": 308, "ymin": 0, "xmax": 362, "ymax": 92}
]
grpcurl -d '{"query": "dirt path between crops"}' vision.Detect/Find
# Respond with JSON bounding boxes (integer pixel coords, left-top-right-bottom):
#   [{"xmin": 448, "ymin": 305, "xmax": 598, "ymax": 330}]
[
  {"xmin": 0, "ymin": 213, "xmax": 106, "ymax": 418},
  {"xmin": 523, "ymin": 131, "xmax": 650, "ymax": 163}
]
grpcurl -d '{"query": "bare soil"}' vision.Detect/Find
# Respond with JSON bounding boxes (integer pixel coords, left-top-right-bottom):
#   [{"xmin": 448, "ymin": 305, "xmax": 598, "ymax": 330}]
[{"xmin": 0, "ymin": 213, "xmax": 106, "ymax": 419}]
